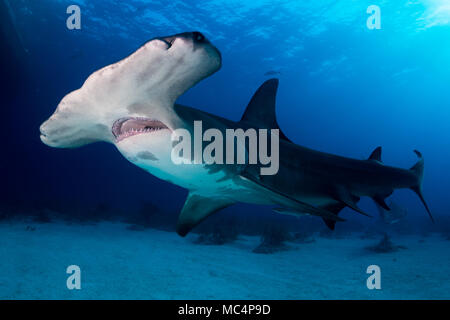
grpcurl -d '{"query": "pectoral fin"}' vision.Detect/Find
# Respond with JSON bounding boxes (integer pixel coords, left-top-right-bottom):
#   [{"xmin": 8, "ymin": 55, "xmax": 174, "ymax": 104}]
[{"xmin": 176, "ymin": 193, "xmax": 234, "ymax": 237}]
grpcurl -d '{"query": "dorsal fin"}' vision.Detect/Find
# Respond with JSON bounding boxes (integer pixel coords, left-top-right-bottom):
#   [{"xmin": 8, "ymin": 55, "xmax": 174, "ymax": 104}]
[
  {"xmin": 241, "ymin": 78, "xmax": 279, "ymax": 125},
  {"xmin": 240, "ymin": 78, "xmax": 291, "ymax": 142},
  {"xmin": 368, "ymin": 146, "xmax": 382, "ymax": 162}
]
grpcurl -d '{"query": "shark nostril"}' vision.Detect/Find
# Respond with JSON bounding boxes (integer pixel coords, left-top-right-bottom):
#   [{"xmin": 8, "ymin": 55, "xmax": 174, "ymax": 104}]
[{"xmin": 192, "ymin": 31, "xmax": 205, "ymax": 43}]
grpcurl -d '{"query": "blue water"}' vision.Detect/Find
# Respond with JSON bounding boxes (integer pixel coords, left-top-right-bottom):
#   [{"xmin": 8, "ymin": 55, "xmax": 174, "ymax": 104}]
[{"xmin": 1, "ymin": 0, "xmax": 450, "ymax": 299}]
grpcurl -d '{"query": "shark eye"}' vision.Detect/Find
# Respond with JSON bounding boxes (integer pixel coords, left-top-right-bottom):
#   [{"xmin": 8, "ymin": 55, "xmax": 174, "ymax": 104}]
[{"xmin": 193, "ymin": 31, "xmax": 205, "ymax": 43}]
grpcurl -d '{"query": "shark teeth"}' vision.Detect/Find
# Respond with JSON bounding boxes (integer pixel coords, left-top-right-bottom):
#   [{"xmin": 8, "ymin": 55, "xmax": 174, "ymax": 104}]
[{"xmin": 112, "ymin": 117, "xmax": 168, "ymax": 142}]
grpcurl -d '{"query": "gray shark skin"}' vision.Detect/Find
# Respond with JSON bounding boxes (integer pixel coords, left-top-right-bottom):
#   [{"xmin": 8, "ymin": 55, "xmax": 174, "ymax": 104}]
[{"xmin": 40, "ymin": 32, "xmax": 433, "ymax": 237}]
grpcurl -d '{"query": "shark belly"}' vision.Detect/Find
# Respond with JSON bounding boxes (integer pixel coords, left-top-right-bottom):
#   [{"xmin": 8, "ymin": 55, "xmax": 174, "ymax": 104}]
[
  {"xmin": 115, "ymin": 131, "xmax": 271, "ymax": 205},
  {"xmin": 141, "ymin": 162, "xmax": 272, "ymax": 205}
]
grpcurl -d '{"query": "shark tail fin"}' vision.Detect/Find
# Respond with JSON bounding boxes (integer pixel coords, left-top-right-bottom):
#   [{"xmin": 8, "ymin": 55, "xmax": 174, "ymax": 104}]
[{"xmin": 410, "ymin": 150, "xmax": 434, "ymax": 223}]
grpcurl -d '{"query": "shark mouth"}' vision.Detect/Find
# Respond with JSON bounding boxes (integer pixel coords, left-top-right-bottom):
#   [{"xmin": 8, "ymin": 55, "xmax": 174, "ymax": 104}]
[{"xmin": 112, "ymin": 117, "xmax": 169, "ymax": 142}]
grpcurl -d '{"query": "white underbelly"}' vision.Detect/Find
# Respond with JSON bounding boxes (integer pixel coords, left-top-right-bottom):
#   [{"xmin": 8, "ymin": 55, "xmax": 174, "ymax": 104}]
[{"xmin": 141, "ymin": 160, "xmax": 271, "ymax": 204}]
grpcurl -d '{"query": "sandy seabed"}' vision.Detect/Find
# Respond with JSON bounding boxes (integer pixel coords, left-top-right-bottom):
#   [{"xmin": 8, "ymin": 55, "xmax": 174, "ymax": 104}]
[{"xmin": 0, "ymin": 221, "xmax": 449, "ymax": 299}]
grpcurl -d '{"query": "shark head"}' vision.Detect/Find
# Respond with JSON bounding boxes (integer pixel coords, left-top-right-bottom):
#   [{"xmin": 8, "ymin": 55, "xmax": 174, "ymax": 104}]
[{"xmin": 40, "ymin": 31, "xmax": 221, "ymax": 150}]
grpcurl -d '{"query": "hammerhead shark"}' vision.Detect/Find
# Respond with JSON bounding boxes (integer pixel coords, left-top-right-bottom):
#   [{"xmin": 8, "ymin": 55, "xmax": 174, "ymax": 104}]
[{"xmin": 40, "ymin": 32, "xmax": 433, "ymax": 236}]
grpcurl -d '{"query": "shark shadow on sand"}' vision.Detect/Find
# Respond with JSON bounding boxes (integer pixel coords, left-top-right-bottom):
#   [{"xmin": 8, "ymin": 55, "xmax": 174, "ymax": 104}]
[{"xmin": 365, "ymin": 233, "xmax": 407, "ymax": 253}]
